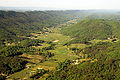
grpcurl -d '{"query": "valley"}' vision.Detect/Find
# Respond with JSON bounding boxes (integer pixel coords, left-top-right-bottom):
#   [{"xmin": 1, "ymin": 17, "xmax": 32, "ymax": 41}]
[
  {"xmin": 5, "ymin": 19, "xmax": 80, "ymax": 80},
  {"xmin": 0, "ymin": 10, "xmax": 120, "ymax": 80},
  {"xmin": 6, "ymin": 20, "xmax": 120, "ymax": 80}
]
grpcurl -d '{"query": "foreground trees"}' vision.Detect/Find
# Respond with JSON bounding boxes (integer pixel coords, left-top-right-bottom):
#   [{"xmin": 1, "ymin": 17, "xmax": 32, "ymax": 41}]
[{"xmin": 47, "ymin": 42, "xmax": 120, "ymax": 80}]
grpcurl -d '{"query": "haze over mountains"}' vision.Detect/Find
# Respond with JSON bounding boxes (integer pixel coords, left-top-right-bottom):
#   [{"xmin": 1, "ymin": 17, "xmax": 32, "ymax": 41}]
[
  {"xmin": 0, "ymin": 7, "xmax": 66, "ymax": 11},
  {"xmin": 0, "ymin": 6, "xmax": 120, "ymax": 11}
]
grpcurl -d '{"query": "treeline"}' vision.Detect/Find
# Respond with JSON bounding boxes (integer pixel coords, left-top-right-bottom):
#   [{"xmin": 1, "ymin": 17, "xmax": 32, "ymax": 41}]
[
  {"xmin": 47, "ymin": 41, "xmax": 120, "ymax": 80},
  {"xmin": 0, "ymin": 56, "xmax": 27, "ymax": 75}
]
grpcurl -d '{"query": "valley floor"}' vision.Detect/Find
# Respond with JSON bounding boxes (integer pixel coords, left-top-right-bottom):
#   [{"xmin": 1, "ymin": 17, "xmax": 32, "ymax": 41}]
[
  {"xmin": 6, "ymin": 19, "xmax": 80, "ymax": 80},
  {"xmin": 6, "ymin": 19, "xmax": 119, "ymax": 80}
]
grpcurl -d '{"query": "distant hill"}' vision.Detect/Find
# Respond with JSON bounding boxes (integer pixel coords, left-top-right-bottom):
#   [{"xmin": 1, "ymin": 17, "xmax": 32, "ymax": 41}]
[
  {"xmin": 1, "ymin": 10, "xmax": 120, "ymax": 43},
  {"xmin": 0, "ymin": 10, "xmax": 91, "ymax": 42},
  {"xmin": 61, "ymin": 19, "xmax": 120, "ymax": 43}
]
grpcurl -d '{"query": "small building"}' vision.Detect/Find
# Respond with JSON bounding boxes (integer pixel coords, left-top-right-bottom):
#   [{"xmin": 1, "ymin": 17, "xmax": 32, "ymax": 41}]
[
  {"xmin": 73, "ymin": 60, "xmax": 79, "ymax": 65},
  {"xmin": 53, "ymin": 40, "xmax": 59, "ymax": 42},
  {"xmin": 37, "ymin": 67, "xmax": 43, "ymax": 70},
  {"xmin": 108, "ymin": 38, "xmax": 111, "ymax": 40}
]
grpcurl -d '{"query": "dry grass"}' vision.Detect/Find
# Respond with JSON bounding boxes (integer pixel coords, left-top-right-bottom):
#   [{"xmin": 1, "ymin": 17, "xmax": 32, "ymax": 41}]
[
  {"xmin": 20, "ymin": 54, "xmax": 44, "ymax": 63},
  {"xmin": 69, "ymin": 44, "xmax": 87, "ymax": 49}
]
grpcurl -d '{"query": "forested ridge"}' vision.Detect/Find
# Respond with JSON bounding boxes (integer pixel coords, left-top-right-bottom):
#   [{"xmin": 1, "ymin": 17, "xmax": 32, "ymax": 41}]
[
  {"xmin": 62, "ymin": 19, "xmax": 120, "ymax": 43},
  {"xmin": 0, "ymin": 10, "xmax": 91, "ymax": 42}
]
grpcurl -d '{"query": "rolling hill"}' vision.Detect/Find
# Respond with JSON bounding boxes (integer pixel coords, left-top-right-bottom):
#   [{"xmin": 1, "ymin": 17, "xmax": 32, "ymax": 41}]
[{"xmin": 61, "ymin": 19, "xmax": 120, "ymax": 43}]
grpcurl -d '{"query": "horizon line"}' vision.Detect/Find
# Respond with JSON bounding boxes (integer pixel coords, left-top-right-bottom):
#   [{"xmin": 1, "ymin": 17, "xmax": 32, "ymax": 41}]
[{"xmin": 0, "ymin": 6, "xmax": 120, "ymax": 11}]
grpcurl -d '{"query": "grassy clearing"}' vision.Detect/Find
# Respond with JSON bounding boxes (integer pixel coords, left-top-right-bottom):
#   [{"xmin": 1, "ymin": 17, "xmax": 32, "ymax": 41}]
[
  {"xmin": 37, "ymin": 33, "xmax": 71, "ymax": 44},
  {"xmin": 51, "ymin": 54, "xmax": 79, "ymax": 62},
  {"xmin": 37, "ymin": 61, "xmax": 57, "ymax": 70},
  {"xmin": 33, "ymin": 43, "xmax": 51, "ymax": 49},
  {"xmin": 48, "ymin": 44, "xmax": 79, "ymax": 62},
  {"xmin": 7, "ymin": 69, "xmax": 33, "ymax": 80},
  {"xmin": 20, "ymin": 54, "xmax": 44, "ymax": 63},
  {"xmin": 68, "ymin": 43, "xmax": 87, "ymax": 49},
  {"xmin": 54, "ymin": 45, "xmax": 69, "ymax": 54}
]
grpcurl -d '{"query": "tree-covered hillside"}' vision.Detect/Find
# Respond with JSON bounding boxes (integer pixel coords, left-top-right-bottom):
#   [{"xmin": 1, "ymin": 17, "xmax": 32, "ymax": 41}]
[
  {"xmin": 47, "ymin": 41, "xmax": 120, "ymax": 80},
  {"xmin": 85, "ymin": 12, "xmax": 120, "ymax": 20},
  {"xmin": 0, "ymin": 10, "xmax": 92, "ymax": 42},
  {"xmin": 61, "ymin": 19, "xmax": 120, "ymax": 43}
]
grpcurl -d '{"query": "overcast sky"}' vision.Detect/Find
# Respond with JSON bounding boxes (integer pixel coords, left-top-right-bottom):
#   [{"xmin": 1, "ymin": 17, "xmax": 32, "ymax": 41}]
[{"xmin": 0, "ymin": 0, "xmax": 120, "ymax": 10}]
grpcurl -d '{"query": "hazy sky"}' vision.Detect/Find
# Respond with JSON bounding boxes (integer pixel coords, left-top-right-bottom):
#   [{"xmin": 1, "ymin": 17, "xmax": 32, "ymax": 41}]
[{"xmin": 0, "ymin": 0, "xmax": 120, "ymax": 10}]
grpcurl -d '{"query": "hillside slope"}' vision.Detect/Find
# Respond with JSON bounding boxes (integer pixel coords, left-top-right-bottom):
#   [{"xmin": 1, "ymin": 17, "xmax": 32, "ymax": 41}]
[
  {"xmin": 0, "ymin": 10, "xmax": 92, "ymax": 42},
  {"xmin": 61, "ymin": 19, "xmax": 120, "ymax": 43}
]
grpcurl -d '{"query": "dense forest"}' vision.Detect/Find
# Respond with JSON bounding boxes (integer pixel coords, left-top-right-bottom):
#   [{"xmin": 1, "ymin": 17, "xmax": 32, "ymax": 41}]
[
  {"xmin": 62, "ymin": 19, "xmax": 120, "ymax": 43},
  {"xmin": 47, "ymin": 41, "xmax": 120, "ymax": 80},
  {"xmin": 0, "ymin": 10, "xmax": 120, "ymax": 80},
  {"xmin": 0, "ymin": 10, "xmax": 91, "ymax": 42}
]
